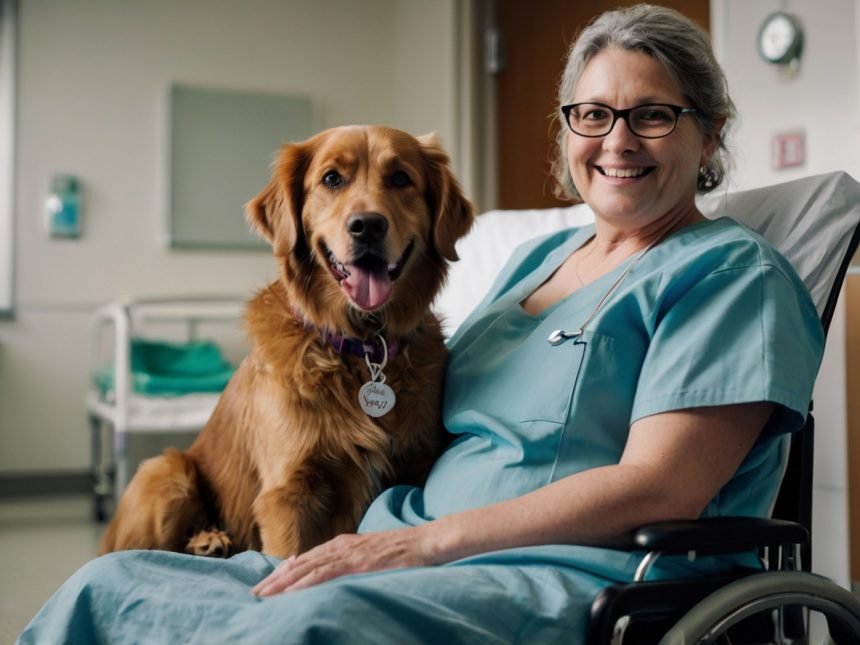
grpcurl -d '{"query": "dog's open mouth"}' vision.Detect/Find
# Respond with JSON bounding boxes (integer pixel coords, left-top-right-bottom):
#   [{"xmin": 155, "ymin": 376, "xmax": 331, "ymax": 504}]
[{"xmin": 323, "ymin": 241, "xmax": 415, "ymax": 311}]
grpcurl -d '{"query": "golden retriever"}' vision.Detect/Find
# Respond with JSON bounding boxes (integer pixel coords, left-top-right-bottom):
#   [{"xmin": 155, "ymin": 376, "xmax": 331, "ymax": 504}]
[{"xmin": 100, "ymin": 125, "xmax": 474, "ymax": 558}]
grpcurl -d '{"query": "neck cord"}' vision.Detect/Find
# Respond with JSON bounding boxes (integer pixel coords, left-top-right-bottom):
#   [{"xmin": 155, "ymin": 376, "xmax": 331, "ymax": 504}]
[{"xmin": 547, "ymin": 232, "xmax": 667, "ymax": 346}]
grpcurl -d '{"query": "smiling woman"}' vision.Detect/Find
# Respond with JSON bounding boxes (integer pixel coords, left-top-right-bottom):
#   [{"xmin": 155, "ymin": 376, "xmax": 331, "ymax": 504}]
[{"xmin": 0, "ymin": 0, "xmax": 15, "ymax": 317}]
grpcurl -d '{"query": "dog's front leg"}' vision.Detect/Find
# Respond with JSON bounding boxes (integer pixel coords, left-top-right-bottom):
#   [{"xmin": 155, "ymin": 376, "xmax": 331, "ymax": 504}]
[{"xmin": 252, "ymin": 466, "xmax": 338, "ymax": 558}]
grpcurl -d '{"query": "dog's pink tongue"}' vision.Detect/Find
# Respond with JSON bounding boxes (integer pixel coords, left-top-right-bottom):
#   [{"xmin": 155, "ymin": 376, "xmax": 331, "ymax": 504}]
[{"xmin": 342, "ymin": 266, "xmax": 393, "ymax": 310}]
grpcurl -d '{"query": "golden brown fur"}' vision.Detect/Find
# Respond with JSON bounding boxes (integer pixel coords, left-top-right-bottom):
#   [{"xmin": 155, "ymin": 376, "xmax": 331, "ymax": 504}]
[{"xmin": 100, "ymin": 126, "xmax": 474, "ymax": 558}]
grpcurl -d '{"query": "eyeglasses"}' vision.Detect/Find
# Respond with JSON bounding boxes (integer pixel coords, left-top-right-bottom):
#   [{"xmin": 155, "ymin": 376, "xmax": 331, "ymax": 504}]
[{"xmin": 561, "ymin": 102, "xmax": 697, "ymax": 139}]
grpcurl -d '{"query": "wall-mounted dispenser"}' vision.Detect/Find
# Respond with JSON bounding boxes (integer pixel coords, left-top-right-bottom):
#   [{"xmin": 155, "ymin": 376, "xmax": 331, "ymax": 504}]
[{"xmin": 45, "ymin": 174, "xmax": 82, "ymax": 238}]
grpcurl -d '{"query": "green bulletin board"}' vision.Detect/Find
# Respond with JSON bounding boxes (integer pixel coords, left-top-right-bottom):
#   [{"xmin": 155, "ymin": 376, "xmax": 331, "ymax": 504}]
[{"xmin": 167, "ymin": 85, "xmax": 316, "ymax": 250}]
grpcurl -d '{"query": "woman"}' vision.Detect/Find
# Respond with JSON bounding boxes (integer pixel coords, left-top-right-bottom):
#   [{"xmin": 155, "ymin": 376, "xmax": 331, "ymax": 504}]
[{"xmin": 20, "ymin": 5, "xmax": 823, "ymax": 643}]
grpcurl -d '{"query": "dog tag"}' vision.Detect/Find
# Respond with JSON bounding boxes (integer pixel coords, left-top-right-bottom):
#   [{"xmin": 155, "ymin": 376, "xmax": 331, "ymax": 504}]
[{"xmin": 359, "ymin": 381, "xmax": 396, "ymax": 418}]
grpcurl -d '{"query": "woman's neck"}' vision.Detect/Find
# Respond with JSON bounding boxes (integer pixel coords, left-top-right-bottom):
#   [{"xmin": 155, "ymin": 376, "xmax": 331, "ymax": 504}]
[
  {"xmin": 589, "ymin": 205, "xmax": 706, "ymax": 260},
  {"xmin": 573, "ymin": 205, "xmax": 705, "ymax": 286}
]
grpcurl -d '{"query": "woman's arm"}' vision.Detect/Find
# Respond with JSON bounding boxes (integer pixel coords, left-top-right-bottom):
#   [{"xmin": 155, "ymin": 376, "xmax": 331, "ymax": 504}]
[{"xmin": 252, "ymin": 402, "xmax": 773, "ymax": 596}]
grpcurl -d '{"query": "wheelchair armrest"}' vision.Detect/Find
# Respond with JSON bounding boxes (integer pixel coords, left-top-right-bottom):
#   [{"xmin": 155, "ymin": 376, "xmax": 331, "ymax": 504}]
[{"xmin": 632, "ymin": 516, "xmax": 809, "ymax": 555}]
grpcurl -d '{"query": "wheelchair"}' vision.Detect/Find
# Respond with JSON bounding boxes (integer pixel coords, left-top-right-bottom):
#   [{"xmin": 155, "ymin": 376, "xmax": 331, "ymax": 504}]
[{"xmin": 587, "ymin": 172, "xmax": 860, "ymax": 644}]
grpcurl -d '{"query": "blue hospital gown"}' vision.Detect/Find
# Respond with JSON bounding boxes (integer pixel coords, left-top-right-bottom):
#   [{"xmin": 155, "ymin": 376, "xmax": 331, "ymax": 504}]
[{"xmin": 19, "ymin": 217, "xmax": 824, "ymax": 644}]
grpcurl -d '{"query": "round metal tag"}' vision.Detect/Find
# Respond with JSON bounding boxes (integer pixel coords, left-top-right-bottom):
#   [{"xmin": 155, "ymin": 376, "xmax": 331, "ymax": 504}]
[{"xmin": 358, "ymin": 381, "xmax": 396, "ymax": 417}]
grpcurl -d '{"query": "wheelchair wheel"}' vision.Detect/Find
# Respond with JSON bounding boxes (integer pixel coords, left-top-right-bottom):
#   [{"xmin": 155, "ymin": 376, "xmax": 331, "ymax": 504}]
[{"xmin": 659, "ymin": 571, "xmax": 860, "ymax": 644}]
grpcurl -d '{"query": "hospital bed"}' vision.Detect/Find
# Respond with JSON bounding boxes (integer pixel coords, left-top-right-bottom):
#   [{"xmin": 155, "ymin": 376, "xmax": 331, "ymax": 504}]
[
  {"xmin": 438, "ymin": 170, "xmax": 860, "ymax": 642},
  {"xmin": 86, "ymin": 294, "xmax": 245, "ymax": 521}
]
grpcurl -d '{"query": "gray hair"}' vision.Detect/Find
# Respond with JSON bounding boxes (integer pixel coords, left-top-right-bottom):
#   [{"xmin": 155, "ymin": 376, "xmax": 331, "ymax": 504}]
[{"xmin": 551, "ymin": 4, "xmax": 736, "ymax": 200}]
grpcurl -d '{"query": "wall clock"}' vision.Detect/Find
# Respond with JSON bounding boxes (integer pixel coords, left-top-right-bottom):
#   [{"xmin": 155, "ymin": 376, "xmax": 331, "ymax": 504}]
[{"xmin": 757, "ymin": 11, "xmax": 803, "ymax": 65}]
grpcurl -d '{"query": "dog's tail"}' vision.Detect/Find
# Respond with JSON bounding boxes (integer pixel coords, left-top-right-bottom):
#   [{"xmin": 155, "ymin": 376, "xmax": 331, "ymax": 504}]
[{"xmin": 99, "ymin": 449, "xmax": 207, "ymax": 555}]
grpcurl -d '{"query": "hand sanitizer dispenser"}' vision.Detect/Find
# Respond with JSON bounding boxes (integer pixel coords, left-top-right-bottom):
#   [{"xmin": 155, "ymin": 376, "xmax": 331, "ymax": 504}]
[{"xmin": 46, "ymin": 174, "xmax": 82, "ymax": 238}]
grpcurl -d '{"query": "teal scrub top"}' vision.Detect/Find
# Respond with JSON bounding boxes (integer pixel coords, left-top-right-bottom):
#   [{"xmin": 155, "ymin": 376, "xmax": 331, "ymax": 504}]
[{"xmin": 360, "ymin": 216, "xmax": 824, "ymax": 573}]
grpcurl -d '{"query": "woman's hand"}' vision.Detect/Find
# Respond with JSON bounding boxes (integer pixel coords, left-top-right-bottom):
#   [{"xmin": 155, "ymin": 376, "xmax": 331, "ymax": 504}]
[{"xmin": 251, "ymin": 527, "xmax": 435, "ymax": 597}]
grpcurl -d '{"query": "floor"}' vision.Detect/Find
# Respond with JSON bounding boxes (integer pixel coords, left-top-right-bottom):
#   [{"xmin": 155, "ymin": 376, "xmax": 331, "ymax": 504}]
[
  {"xmin": 0, "ymin": 495, "xmax": 103, "ymax": 643},
  {"xmin": 0, "ymin": 434, "xmax": 195, "ymax": 643}
]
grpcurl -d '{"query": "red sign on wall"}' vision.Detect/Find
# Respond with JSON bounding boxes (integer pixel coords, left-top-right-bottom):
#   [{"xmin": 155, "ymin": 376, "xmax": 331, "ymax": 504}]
[{"xmin": 772, "ymin": 131, "xmax": 806, "ymax": 170}]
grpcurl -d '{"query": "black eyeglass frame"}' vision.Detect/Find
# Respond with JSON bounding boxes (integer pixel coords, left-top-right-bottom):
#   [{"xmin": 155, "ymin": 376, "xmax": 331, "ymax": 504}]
[{"xmin": 561, "ymin": 102, "xmax": 698, "ymax": 139}]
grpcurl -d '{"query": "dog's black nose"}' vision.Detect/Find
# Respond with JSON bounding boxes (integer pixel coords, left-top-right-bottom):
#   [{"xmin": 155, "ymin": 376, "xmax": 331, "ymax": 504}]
[{"xmin": 347, "ymin": 213, "xmax": 389, "ymax": 243}]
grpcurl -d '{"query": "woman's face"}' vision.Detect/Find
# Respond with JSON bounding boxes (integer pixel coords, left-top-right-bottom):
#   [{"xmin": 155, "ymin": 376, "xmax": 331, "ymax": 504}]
[{"xmin": 566, "ymin": 47, "xmax": 715, "ymax": 231}]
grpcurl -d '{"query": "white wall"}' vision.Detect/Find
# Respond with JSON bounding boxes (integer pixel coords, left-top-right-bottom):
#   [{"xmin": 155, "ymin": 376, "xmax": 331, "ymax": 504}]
[
  {"xmin": 0, "ymin": 0, "xmax": 458, "ymax": 472},
  {"xmin": 713, "ymin": 0, "xmax": 860, "ymax": 191},
  {"xmin": 713, "ymin": 0, "xmax": 860, "ymax": 587},
  {"xmin": 390, "ymin": 1, "xmax": 459, "ymax": 149}
]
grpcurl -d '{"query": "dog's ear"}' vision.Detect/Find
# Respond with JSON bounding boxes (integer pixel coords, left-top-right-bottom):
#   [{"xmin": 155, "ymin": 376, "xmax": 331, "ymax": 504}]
[
  {"xmin": 418, "ymin": 133, "xmax": 475, "ymax": 262},
  {"xmin": 245, "ymin": 142, "xmax": 312, "ymax": 258}
]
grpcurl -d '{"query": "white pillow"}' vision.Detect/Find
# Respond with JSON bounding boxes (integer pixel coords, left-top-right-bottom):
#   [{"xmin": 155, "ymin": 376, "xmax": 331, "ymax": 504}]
[{"xmin": 434, "ymin": 204, "xmax": 593, "ymax": 336}]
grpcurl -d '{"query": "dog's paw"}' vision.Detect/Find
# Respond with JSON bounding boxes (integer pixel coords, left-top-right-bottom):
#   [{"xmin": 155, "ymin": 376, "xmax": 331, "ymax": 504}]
[{"xmin": 185, "ymin": 529, "xmax": 235, "ymax": 558}]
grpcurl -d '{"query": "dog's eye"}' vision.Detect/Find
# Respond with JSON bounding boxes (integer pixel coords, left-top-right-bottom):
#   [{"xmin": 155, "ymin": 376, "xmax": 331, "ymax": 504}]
[
  {"xmin": 322, "ymin": 170, "xmax": 344, "ymax": 188},
  {"xmin": 389, "ymin": 171, "xmax": 412, "ymax": 188}
]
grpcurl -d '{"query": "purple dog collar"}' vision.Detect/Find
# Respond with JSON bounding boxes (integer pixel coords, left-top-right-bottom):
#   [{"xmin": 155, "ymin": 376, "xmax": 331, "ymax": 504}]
[
  {"xmin": 324, "ymin": 331, "xmax": 399, "ymax": 364},
  {"xmin": 294, "ymin": 307, "xmax": 400, "ymax": 364}
]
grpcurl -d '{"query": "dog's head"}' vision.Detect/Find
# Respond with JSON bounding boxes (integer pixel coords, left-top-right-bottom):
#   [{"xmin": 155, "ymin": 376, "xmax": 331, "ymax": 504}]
[{"xmin": 246, "ymin": 125, "xmax": 474, "ymax": 337}]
